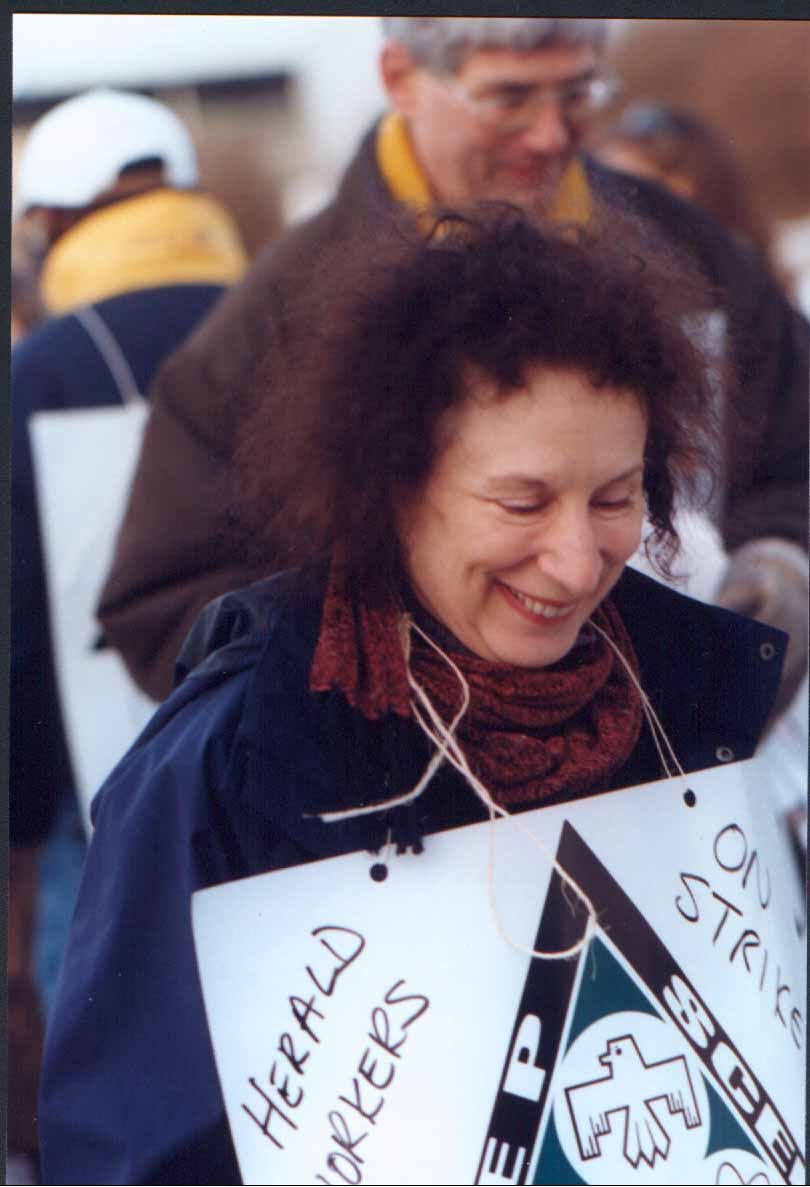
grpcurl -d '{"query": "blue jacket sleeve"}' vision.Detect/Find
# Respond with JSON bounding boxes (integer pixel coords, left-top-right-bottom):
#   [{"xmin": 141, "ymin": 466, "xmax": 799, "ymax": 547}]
[{"xmin": 39, "ymin": 670, "xmax": 252, "ymax": 1185}]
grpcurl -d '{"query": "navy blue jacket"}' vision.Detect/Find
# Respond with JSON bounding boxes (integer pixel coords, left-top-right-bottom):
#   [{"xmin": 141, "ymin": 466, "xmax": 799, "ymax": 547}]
[
  {"xmin": 39, "ymin": 566, "xmax": 785, "ymax": 1184},
  {"xmin": 11, "ymin": 283, "xmax": 225, "ymax": 845}
]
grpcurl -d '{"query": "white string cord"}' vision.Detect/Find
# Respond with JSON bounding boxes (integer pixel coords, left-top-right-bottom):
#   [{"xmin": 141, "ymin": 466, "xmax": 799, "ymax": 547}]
[
  {"xmin": 309, "ymin": 609, "xmax": 689, "ymax": 964},
  {"xmin": 588, "ymin": 619, "xmax": 687, "ymax": 781},
  {"xmin": 311, "ymin": 617, "xmax": 468, "ymax": 824},
  {"xmin": 381, "ymin": 827, "xmax": 394, "ymax": 865},
  {"xmin": 311, "ymin": 614, "xmax": 599, "ymax": 962},
  {"xmin": 406, "ymin": 655, "xmax": 598, "ymax": 961}
]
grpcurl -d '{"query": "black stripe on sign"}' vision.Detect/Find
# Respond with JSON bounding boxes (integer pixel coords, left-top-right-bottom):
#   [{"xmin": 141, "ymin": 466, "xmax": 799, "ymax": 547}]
[{"xmin": 474, "ymin": 847, "xmax": 589, "ymax": 1184}]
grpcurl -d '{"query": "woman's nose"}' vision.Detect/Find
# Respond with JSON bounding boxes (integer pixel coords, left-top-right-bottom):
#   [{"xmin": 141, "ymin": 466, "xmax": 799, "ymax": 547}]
[{"xmin": 535, "ymin": 511, "xmax": 602, "ymax": 596}]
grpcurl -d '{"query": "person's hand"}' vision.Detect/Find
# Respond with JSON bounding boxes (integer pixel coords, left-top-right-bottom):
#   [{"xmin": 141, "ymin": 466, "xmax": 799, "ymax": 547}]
[{"xmin": 715, "ymin": 538, "xmax": 808, "ymax": 716}]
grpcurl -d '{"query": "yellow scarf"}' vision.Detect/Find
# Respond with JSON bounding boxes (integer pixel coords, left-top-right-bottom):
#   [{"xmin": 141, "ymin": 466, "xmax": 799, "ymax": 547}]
[
  {"xmin": 40, "ymin": 188, "xmax": 248, "ymax": 316},
  {"xmin": 376, "ymin": 111, "xmax": 592, "ymax": 226}
]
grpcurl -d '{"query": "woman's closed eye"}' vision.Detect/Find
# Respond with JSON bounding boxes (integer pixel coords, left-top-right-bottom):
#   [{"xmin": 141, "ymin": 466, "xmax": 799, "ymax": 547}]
[
  {"xmin": 592, "ymin": 494, "xmax": 635, "ymax": 512},
  {"xmin": 494, "ymin": 498, "xmax": 551, "ymax": 516},
  {"xmin": 593, "ymin": 493, "xmax": 631, "ymax": 508},
  {"xmin": 493, "ymin": 494, "xmax": 638, "ymax": 516}
]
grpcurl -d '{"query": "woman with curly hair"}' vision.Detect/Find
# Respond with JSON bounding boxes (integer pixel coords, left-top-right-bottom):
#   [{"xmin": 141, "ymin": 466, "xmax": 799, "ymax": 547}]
[{"xmin": 40, "ymin": 208, "xmax": 785, "ymax": 1185}]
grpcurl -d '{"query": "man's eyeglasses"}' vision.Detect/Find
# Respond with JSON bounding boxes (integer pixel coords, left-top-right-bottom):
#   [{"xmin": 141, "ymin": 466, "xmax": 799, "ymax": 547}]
[{"xmin": 443, "ymin": 74, "xmax": 621, "ymax": 133}]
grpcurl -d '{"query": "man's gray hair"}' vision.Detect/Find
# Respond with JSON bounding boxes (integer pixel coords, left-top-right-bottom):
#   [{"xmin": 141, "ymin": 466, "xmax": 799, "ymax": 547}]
[{"xmin": 380, "ymin": 17, "xmax": 606, "ymax": 74}]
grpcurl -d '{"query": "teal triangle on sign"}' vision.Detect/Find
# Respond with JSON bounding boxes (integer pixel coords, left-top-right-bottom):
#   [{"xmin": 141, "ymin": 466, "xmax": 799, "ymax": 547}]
[
  {"xmin": 702, "ymin": 1074, "xmax": 762, "ymax": 1159},
  {"xmin": 565, "ymin": 937, "xmax": 660, "ymax": 1051},
  {"xmin": 532, "ymin": 1112, "xmax": 585, "ymax": 1185}
]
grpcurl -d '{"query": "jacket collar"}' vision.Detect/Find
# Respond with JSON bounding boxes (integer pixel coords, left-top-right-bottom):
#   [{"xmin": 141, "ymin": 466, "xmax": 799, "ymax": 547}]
[
  {"xmin": 226, "ymin": 566, "xmax": 785, "ymax": 856},
  {"xmin": 40, "ymin": 188, "xmax": 247, "ymax": 315},
  {"xmin": 374, "ymin": 111, "xmax": 594, "ymax": 225}
]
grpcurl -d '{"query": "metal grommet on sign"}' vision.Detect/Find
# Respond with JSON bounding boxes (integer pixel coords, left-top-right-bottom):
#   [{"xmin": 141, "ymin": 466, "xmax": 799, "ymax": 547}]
[
  {"xmin": 716, "ymin": 745, "xmax": 735, "ymax": 763},
  {"xmin": 683, "ymin": 788, "xmax": 697, "ymax": 807},
  {"xmin": 759, "ymin": 642, "xmax": 776, "ymax": 661}
]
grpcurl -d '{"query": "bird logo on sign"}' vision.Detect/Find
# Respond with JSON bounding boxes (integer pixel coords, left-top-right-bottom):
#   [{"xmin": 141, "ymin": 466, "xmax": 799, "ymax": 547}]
[{"xmin": 565, "ymin": 1033, "xmax": 702, "ymax": 1169}]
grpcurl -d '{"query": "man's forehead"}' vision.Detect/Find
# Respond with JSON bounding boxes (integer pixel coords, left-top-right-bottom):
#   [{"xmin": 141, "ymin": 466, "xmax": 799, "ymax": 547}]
[{"xmin": 453, "ymin": 43, "xmax": 600, "ymax": 85}]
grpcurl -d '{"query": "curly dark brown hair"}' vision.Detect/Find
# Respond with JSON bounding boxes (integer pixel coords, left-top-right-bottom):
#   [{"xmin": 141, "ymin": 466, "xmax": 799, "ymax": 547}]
[{"xmin": 234, "ymin": 204, "xmax": 722, "ymax": 595}]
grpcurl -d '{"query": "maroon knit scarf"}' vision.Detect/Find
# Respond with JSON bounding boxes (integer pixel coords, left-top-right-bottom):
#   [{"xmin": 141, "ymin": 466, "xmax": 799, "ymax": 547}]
[{"xmin": 310, "ymin": 562, "xmax": 643, "ymax": 806}]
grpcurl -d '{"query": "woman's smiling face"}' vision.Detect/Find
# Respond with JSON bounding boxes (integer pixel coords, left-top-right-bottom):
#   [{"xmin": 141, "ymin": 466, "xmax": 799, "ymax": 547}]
[{"xmin": 397, "ymin": 365, "xmax": 648, "ymax": 667}]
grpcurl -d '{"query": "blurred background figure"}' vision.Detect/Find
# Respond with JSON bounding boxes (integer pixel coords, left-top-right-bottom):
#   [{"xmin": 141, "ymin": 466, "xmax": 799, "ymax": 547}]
[
  {"xmin": 601, "ymin": 17, "xmax": 810, "ymax": 310},
  {"xmin": 10, "ymin": 87, "xmax": 246, "ymax": 1183},
  {"xmin": 594, "ymin": 102, "xmax": 773, "ymax": 263}
]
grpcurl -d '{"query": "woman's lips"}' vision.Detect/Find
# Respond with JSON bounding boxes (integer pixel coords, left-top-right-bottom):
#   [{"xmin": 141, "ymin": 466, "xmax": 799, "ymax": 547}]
[{"xmin": 496, "ymin": 580, "xmax": 577, "ymax": 624}]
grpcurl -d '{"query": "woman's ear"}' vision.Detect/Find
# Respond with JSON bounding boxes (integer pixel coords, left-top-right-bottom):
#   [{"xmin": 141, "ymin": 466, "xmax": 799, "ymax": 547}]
[{"xmin": 379, "ymin": 41, "xmax": 422, "ymax": 117}]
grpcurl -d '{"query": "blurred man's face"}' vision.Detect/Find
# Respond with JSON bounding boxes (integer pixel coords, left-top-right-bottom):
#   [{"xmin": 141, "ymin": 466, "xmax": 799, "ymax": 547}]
[{"xmin": 388, "ymin": 43, "xmax": 601, "ymax": 216}]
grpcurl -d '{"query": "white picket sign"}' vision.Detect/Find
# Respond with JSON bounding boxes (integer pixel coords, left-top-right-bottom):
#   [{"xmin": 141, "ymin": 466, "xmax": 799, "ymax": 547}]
[{"xmin": 193, "ymin": 757, "xmax": 806, "ymax": 1187}]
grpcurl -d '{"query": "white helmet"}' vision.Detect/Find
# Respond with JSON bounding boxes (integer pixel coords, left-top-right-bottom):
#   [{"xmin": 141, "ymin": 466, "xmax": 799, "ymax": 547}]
[{"xmin": 17, "ymin": 87, "xmax": 198, "ymax": 210}]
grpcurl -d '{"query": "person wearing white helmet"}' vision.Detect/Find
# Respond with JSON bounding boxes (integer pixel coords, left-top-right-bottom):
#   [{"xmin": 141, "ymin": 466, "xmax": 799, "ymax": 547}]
[
  {"xmin": 17, "ymin": 86, "xmax": 199, "ymax": 211},
  {"xmin": 15, "ymin": 87, "xmax": 243, "ymax": 315},
  {"xmin": 10, "ymin": 87, "xmax": 247, "ymax": 1178}
]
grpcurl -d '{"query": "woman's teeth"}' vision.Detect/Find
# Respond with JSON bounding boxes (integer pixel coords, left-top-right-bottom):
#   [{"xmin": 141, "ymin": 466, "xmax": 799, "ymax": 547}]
[{"xmin": 511, "ymin": 588, "xmax": 573, "ymax": 618}]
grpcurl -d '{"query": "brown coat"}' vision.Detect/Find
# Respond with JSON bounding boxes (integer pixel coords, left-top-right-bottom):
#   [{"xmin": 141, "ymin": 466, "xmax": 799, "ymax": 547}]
[{"xmin": 99, "ymin": 125, "xmax": 809, "ymax": 699}]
